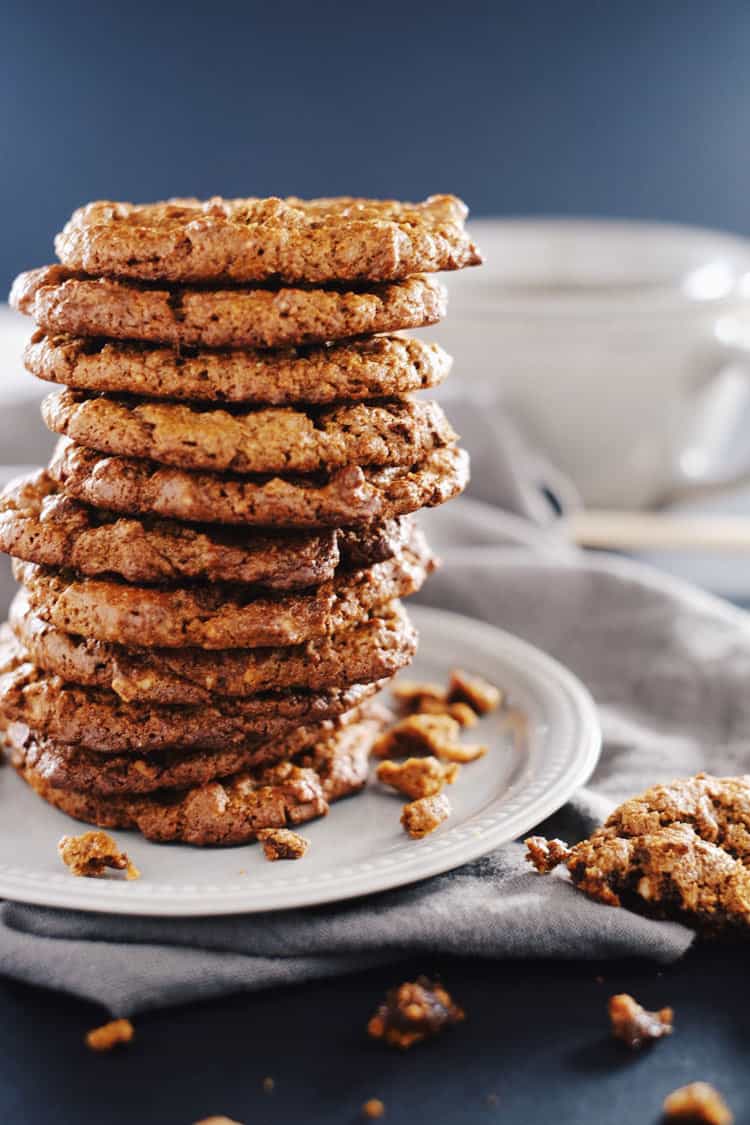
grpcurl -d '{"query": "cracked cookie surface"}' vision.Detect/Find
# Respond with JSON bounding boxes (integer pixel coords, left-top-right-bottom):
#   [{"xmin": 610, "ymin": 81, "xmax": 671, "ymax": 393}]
[
  {"xmin": 12, "ymin": 709, "xmax": 383, "ymax": 845},
  {"xmin": 53, "ymin": 194, "xmax": 481, "ymax": 284},
  {"xmin": 25, "ymin": 331, "xmax": 451, "ymax": 404},
  {"xmin": 11, "ymin": 267, "xmax": 446, "ymax": 349},
  {"xmin": 42, "ymin": 390, "xmax": 456, "ymax": 474},
  {"xmin": 48, "ymin": 439, "xmax": 469, "ymax": 528},
  {"xmin": 12, "ymin": 529, "xmax": 433, "ymax": 649},
  {"xmin": 0, "ymin": 470, "xmax": 410, "ymax": 586}
]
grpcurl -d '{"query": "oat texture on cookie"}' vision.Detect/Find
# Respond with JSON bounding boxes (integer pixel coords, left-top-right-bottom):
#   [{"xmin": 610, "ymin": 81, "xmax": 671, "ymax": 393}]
[{"xmin": 2, "ymin": 192, "xmax": 479, "ymax": 846}]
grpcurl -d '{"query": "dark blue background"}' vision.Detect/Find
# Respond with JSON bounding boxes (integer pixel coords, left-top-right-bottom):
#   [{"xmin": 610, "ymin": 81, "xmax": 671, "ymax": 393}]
[{"xmin": 2, "ymin": 0, "xmax": 749, "ymax": 287}]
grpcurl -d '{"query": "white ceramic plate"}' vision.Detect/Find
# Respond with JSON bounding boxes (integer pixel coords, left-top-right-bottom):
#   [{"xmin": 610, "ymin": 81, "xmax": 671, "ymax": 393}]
[{"xmin": 0, "ymin": 607, "xmax": 601, "ymax": 916}]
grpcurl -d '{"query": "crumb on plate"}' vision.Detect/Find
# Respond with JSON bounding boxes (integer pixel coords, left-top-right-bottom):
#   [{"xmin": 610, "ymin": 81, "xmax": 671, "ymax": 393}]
[
  {"xmin": 376, "ymin": 755, "xmax": 459, "ymax": 798},
  {"xmin": 58, "ymin": 831, "xmax": 140, "ymax": 880}
]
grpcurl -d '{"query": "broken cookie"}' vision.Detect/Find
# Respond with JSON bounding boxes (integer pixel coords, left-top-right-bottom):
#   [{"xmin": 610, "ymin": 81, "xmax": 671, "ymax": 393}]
[
  {"xmin": 367, "ymin": 977, "xmax": 464, "ymax": 1049},
  {"xmin": 401, "ymin": 793, "xmax": 451, "ymax": 838},
  {"xmin": 376, "ymin": 755, "xmax": 459, "ymax": 798},
  {"xmin": 446, "ymin": 668, "xmax": 502, "ymax": 714},
  {"xmin": 608, "ymin": 993, "xmax": 673, "ymax": 1049},
  {"xmin": 373, "ymin": 713, "xmax": 486, "ymax": 764},
  {"xmin": 58, "ymin": 830, "xmax": 140, "ymax": 880},
  {"xmin": 256, "ymin": 828, "xmax": 309, "ymax": 861},
  {"xmin": 525, "ymin": 773, "xmax": 750, "ymax": 936},
  {"xmin": 663, "ymin": 1082, "xmax": 733, "ymax": 1125}
]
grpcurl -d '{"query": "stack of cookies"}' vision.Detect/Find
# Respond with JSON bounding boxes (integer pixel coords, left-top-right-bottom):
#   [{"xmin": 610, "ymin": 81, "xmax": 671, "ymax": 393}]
[{"xmin": 0, "ymin": 195, "xmax": 480, "ymax": 847}]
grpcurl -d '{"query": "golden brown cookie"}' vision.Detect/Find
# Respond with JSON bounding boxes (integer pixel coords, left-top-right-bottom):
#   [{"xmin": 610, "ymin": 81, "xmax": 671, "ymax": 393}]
[
  {"xmin": 11, "ymin": 267, "xmax": 446, "ymax": 349},
  {"xmin": 25, "ymin": 331, "xmax": 451, "ymax": 404},
  {"xmin": 7, "ymin": 702, "xmax": 387, "ymax": 795},
  {"xmin": 48, "ymin": 439, "xmax": 469, "ymax": 527},
  {"xmin": 53, "ymin": 195, "xmax": 481, "ymax": 284},
  {"xmin": 42, "ymin": 390, "xmax": 456, "ymax": 474},
  {"xmin": 525, "ymin": 773, "xmax": 750, "ymax": 936},
  {"xmin": 0, "ymin": 637, "xmax": 384, "ymax": 752},
  {"xmin": 13, "ymin": 529, "xmax": 434, "ymax": 649},
  {"xmin": 8, "ymin": 596, "xmax": 416, "ymax": 704},
  {"xmin": 12, "ymin": 710, "xmax": 382, "ymax": 845},
  {"xmin": 0, "ymin": 470, "xmax": 410, "ymax": 586}
]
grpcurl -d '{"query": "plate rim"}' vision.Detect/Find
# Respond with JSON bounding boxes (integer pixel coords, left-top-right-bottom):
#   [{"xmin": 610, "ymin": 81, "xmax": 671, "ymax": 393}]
[{"xmin": 0, "ymin": 606, "xmax": 601, "ymax": 916}]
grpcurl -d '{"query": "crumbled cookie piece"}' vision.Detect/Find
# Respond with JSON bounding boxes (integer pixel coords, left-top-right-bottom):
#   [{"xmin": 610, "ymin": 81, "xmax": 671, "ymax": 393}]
[
  {"xmin": 373, "ymin": 714, "xmax": 486, "ymax": 764},
  {"xmin": 447, "ymin": 669, "xmax": 502, "ymax": 714},
  {"xmin": 193, "ymin": 1118, "xmax": 244, "ymax": 1125},
  {"xmin": 262, "ymin": 1076, "xmax": 275, "ymax": 1094},
  {"xmin": 525, "ymin": 835, "xmax": 572, "ymax": 874},
  {"xmin": 367, "ymin": 977, "xmax": 464, "ymax": 1049},
  {"xmin": 663, "ymin": 1082, "xmax": 733, "ymax": 1124},
  {"xmin": 256, "ymin": 828, "xmax": 309, "ymax": 861},
  {"xmin": 391, "ymin": 680, "xmax": 477, "ymax": 726},
  {"xmin": 608, "ymin": 993, "xmax": 673, "ymax": 1049},
  {"xmin": 58, "ymin": 831, "xmax": 140, "ymax": 880},
  {"xmin": 376, "ymin": 756, "xmax": 459, "ymax": 798},
  {"xmin": 362, "ymin": 1098, "xmax": 385, "ymax": 1119},
  {"xmin": 523, "ymin": 774, "xmax": 750, "ymax": 935},
  {"xmin": 85, "ymin": 1018, "xmax": 134, "ymax": 1052},
  {"xmin": 401, "ymin": 793, "xmax": 451, "ymax": 838},
  {"xmin": 418, "ymin": 698, "xmax": 478, "ymax": 727}
]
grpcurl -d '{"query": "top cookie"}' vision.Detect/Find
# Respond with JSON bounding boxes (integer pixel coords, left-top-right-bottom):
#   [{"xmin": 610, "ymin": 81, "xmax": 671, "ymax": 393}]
[{"xmin": 54, "ymin": 195, "xmax": 482, "ymax": 285}]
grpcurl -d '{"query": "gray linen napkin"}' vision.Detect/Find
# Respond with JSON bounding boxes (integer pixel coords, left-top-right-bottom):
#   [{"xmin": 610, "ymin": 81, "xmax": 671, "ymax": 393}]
[{"xmin": 5, "ymin": 406, "xmax": 750, "ymax": 1013}]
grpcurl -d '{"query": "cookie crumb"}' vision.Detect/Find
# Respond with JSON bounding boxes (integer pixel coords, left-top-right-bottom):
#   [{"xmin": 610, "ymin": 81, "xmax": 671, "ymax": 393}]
[
  {"xmin": 524, "ymin": 835, "xmax": 571, "ymax": 873},
  {"xmin": 256, "ymin": 828, "xmax": 309, "ymax": 861},
  {"xmin": 368, "ymin": 977, "xmax": 464, "ymax": 1049},
  {"xmin": 486, "ymin": 1093, "xmax": 499, "ymax": 1108},
  {"xmin": 362, "ymin": 1098, "xmax": 385, "ymax": 1119},
  {"xmin": 663, "ymin": 1082, "xmax": 733, "ymax": 1124},
  {"xmin": 401, "ymin": 793, "xmax": 451, "ymax": 838},
  {"xmin": 447, "ymin": 669, "xmax": 502, "ymax": 714},
  {"xmin": 85, "ymin": 1018, "xmax": 134, "ymax": 1052},
  {"xmin": 608, "ymin": 993, "xmax": 673, "ymax": 1049},
  {"xmin": 262, "ymin": 1076, "xmax": 275, "ymax": 1094},
  {"xmin": 373, "ymin": 713, "xmax": 486, "ymax": 764},
  {"xmin": 377, "ymin": 756, "xmax": 459, "ymax": 798},
  {"xmin": 193, "ymin": 1118, "xmax": 244, "ymax": 1125},
  {"xmin": 58, "ymin": 831, "xmax": 139, "ymax": 880}
]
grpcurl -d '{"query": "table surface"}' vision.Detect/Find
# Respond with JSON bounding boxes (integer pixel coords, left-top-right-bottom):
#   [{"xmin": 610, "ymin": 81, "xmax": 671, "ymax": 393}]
[{"xmin": 1, "ymin": 945, "xmax": 746, "ymax": 1124}]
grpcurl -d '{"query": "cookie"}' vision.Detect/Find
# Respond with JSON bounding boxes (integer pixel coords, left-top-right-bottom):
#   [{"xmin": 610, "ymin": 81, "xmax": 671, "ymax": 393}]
[
  {"xmin": 11, "ymin": 267, "xmax": 446, "ymax": 349},
  {"xmin": 48, "ymin": 439, "xmax": 469, "ymax": 527},
  {"xmin": 0, "ymin": 470, "xmax": 410, "ymax": 586},
  {"xmin": 9, "ymin": 703, "xmax": 388, "ymax": 796},
  {"xmin": 12, "ymin": 711, "xmax": 381, "ymax": 845},
  {"xmin": 13, "ymin": 529, "xmax": 433, "ymax": 649},
  {"xmin": 0, "ymin": 639, "xmax": 384, "ymax": 752},
  {"xmin": 25, "ymin": 331, "xmax": 451, "ymax": 405},
  {"xmin": 42, "ymin": 390, "xmax": 456, "ymax": 474},
  {"xmin": 9, "ymin": 596, "xmax": 416, "ymax": 703},
  {"xmin": 525, "ymin": 773, "xmax": 750, "ymax": 936},
  {"xmin": 53, "ymin": 195, "xmax": 481, "ymax": 284}
]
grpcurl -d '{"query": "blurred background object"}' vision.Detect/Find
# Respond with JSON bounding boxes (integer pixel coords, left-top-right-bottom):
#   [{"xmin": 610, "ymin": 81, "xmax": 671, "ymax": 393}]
[{"xmin": 3, "ymin": 0, "xmax": 750, "ymax": 286}]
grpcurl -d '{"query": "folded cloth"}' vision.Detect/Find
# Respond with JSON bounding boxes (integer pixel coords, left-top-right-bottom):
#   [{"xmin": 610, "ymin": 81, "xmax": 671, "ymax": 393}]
[{"xmin": 5, "ymin": 406, "xmax": 750, "ymax": 1014}]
